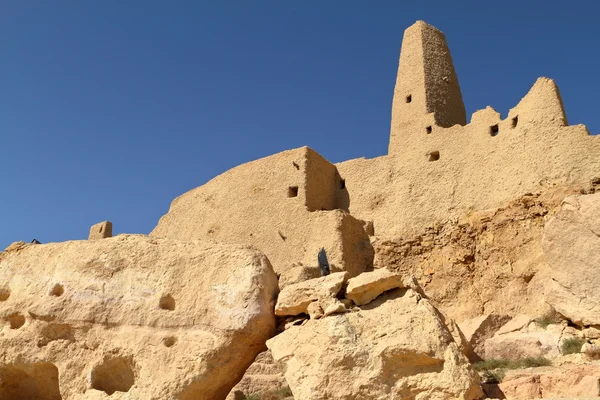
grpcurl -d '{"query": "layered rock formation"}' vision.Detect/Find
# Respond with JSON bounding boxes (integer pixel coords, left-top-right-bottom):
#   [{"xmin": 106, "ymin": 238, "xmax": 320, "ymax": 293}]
[{"xmin": 0, "ymin": 235, "xmax": 278, "ymax": 399}]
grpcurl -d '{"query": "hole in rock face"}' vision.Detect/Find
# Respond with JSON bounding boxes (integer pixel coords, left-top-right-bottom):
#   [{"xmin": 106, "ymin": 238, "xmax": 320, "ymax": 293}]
[
  {"xmin": 512, "ymin": 116, "xmax": 519, "ymax": 128},
  {"xmin": 339, "ymin": 179, "xmax": 346, "ymax": 190},
  {"xmin": 287, "ymin": 186, "xmax": 298, "ymax": 198},
  {"xmin": 490, "ymin": 124, "xmax": 499, "ymax": 136},
  {"xmin": 426, "ymin": 126, "xmax": 432, "ymax": 134},
  {"xmin": 6, "ymin": 313, "xmax": 25, "ymax": 329},
  {"xmin": 90, "ymin": 356, "xmax": 135, "ymax": 395},
  {"xmin": 0, "ymin": 288, "xmax": 9, "ymax": 301},
  {"xmin": 427, "ymin": 151, "xmax": 440, "ymax": 162},
  {"xmin": 159, "ymin": 294, "xmax": 175, "ymax": 311},
  {"xmin": 162, "ymin": 336, "xmax": 177, "ymax": 347},
  {"xmin": 49, "ymin": 284, "xmax": 64, "ymax": 297},
  {"xmin": 406, "ymin": 95, "xmax": 412, "ymax": 103},
  {"xmin": 0, "ymin": 362, "xmax": 62, "ymax": 400}
]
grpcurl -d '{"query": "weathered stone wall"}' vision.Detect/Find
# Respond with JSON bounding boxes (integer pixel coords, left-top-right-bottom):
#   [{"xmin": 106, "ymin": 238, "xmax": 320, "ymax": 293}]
[
  {"xmin": 338, "ymin": 78, "xmax": 600, "ymax": 239},
  {"xmin": 151, "ymin": 147, "xmax": 373, "ymax": 276}
]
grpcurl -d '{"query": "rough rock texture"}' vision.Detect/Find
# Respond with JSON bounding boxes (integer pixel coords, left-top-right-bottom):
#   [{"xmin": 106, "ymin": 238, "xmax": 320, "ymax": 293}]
[
  {"xmin": 484, "ymin": 323, "xmax": 576, "ymax": 361},
  {"xmin": 151, "ymin": 147, "xmax": 374, "ymax": 279},
  {"xmin": 0, "ymin": 235, "xmax": 279, "ymax": 400},
  {"xmin": 370, "ymin": 186, "xmax": 590, "ymax": 322},
  {"xmin": 489, "ymin": 363, "xmax": 600, "ymax": 399},
  {"xmin": 458, "ymin": 314, "xmax": 511, "ymax": 361},
  {"xmin": 267, "ymin": 288, "xmax": 482, "ymax": 400},
  {"xmin": 274, "ymin": 272, "xmax": 348, "ymax": 317},
  {"xmin": 345, "ymin": 268, "xmax": 403, "ymax": 305},
  {"xmin": 543, "ymin": 192, "xmax": 600, "ymax": 326},
  {"xmin": 226, "ymin": 350, "xmax": 289, "ymax": 400}
]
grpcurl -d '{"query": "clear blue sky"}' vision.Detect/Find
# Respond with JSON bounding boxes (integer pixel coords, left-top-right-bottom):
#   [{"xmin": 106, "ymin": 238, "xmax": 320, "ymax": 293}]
[{"xmin": 2, "ymin": 1, "xmax": 598, "ymax": 249}]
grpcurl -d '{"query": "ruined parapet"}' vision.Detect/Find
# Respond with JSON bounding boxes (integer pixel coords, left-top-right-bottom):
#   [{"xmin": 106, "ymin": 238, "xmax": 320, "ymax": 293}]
[
  {"xmin": 389, "ymin": 20, "xmax": 466, "ymax": 154},
  {"xmin": 507, "ymin": 77, "xmax": 567, "ymax": 130},
  {"xmin": 88, "ymin": 221, "xmax": 112, "ymax": 240}
]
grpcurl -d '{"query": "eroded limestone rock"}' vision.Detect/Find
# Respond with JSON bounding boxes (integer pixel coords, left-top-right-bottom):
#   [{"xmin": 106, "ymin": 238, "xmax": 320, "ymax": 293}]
[
  {"xmin": 345, "ymin": 267, "xmax": 403, "ymax": 305},
  {"xmin": 0, "ymin": 235, "xmax": 279, "ymax": 400},
  {"xmin": 267, "ymin": 288, "xmax": 482, "ymax": 400},
  {"xmin": 274, "ymin": 272, "xmax": 348, "ymax": 317}
]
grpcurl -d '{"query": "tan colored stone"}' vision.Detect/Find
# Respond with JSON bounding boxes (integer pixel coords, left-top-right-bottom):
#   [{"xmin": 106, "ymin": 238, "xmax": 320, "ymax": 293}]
[
  {"xmin": 306, "ymin": 301, "xmax": 323, "ymax": 319},
  {"xmin": 496, "ymin": 314, "xmax": 532, "ymax": 335},
  {"xmin": 278, "ymin": 265, "xmax": 321, "ymax": 289},
  {"xmin": 445, "ymin": 318, "xmax": 474, "ymax": 360},
  {"xmin": 274, "ymin": 272, "xmax": 348, "ymax": 317},
  {"xmin": 226, "ymin": 350, "xmax": 289, "ymax": 400},
  {"xmin": 321, "ymin": 297, "xmax": 346, "ymax": 317},
  {"xmin": 497, "ymin": 364, "xmax": 600, "ymax": 399},
  {"xmin": 88, "ymin": 221, "xmax": 112, "ymax": 240},
  {"xmin": 544, "ymin": 192, "xmax": 600, "ymax": 326},
  {"xmin": 584, "ymin": 327, "xmax": 600, "ymax": 340},
  {"xmin": 345, "ymin": 268, "xmax": 404, "ymax": 305},
  {"xmin": 0, "ymin": 235, "xmax": 278, "ymax": 399},
  {"xmin": 267, "ymin": 288, "xmax": 482, "ymax": 400},
  {"xmin": 458, "ymin": 314, "xmax": 511, "ymax": 361},
  {"xmin": 484, "ymin": 330, "xmax": 561, "ymax": 361}
]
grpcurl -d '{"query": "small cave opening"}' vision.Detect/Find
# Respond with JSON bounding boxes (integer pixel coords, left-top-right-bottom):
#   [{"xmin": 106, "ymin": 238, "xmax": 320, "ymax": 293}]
[
  {"xmin": 426, "ymin": 126, "xmax": 432, "ymax": 134},
  {"xmin": 90, "ymin": 356, "xmax": 135, "ymax": 395},
  {"xmin": 49, "ymin": 283, "xmax": 64, "ymax": 297},
  {"xmin": 406, "ymin": 94, "xmax": 412, "ymax": 103},
  {"xmin": 159, "ymin": 294, "xmax": 176, "ymax": 311},
  {"xmin": 6, "ymin": 313, "xmax": 25, "ymax": 329}
]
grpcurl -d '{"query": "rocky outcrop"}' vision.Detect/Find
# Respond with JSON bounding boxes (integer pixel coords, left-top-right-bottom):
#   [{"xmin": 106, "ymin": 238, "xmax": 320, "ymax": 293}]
[
  {"xmin": 372, "ymin": 187, "xmax": 582, "ymax": 322},
  {"xmin": 0, "ymin": 235, "xmax": 279, "ymax": 400},
  {"xmin": 458, "ymin": 314, "xmax": 511, "ymax": 361},
  {"xmin": 267, "ymin": 284, "xmax": 482, "ymax": 400},
  {"xmin": 543, "ymin": 192, "xmax": 600, "ymax": 326},
  {"xmin": 486, "ymin": 363, "xmax": 600, "ymax": 399}
]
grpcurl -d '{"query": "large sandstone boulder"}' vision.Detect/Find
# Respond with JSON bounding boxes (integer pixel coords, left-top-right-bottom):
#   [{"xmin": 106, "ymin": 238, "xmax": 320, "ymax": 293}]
[
  {"xmin": 267, "ymin": 287, "xmax": 482, "ymax": 400},
  {"xmin": 544, "ymin": 192, "xmax": 600, "ymax": 326},
  {"xmin": 0, "ymin": 235, "xmax": 279, "ymax": 400}
]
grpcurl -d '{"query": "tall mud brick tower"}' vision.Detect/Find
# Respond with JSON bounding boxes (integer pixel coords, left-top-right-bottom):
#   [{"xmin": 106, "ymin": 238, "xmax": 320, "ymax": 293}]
[{"xmin": 389, "ymin": 21, "xmax": 466, "ymax": 154}]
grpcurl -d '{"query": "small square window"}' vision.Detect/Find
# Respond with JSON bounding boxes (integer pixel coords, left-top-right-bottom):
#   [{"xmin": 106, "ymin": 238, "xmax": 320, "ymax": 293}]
[
  {"xmin": 490, "ymin": 125, "xmax": 499, "ymax": 137},
  {"xmin": 426, "ymin": 126, "xmax": 432, "ymax": 134},
  {"xmin": 287, "ymin": 186, "xmax": 298, "ymax": 198},
  {"xmin": 511, "ymin": 116, "xmax": 518, "ymax": 128}
]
